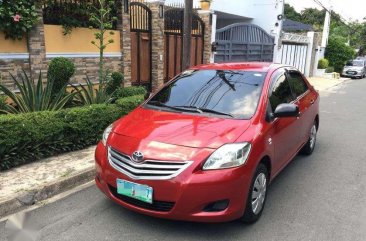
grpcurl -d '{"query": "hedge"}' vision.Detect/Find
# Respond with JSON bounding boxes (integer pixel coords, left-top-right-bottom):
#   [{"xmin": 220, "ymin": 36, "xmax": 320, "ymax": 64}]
[
  {"xmin": 115, "ymin": 94, "xmax": 145, "ymax": 114},
  {"xmin": 113, "ymin": 86, "xmax": 147, "ymax": 98},
  {"xmin": 0, "ymin": 94, "xmax": 144, "ymax": 171},
  {"xmin": 317, "ymin": 58, "xmax": 329, "ymax": 69}
]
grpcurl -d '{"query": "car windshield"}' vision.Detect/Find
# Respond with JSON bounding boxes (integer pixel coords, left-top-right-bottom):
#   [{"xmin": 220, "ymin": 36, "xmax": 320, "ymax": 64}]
[
  {"xmin": 346, "ymin": 60, "xmax": 364, "ymax": 67},
  {"xmin": 145, "ymin": 70, "xmax": 266, "ymax": 119}
]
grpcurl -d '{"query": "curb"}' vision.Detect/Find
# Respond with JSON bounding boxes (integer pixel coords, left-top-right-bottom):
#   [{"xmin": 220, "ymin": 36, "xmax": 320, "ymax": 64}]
[
  {"xmin": 324, "ymin": 78, "xmax": 351, "ymax": 90},
  {"xmin": 0, "ymin": 167, "xmax": 95, "ymax": 218}
]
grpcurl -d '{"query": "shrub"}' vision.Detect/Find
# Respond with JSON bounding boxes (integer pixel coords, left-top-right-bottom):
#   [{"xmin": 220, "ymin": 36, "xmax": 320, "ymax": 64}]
[
  {"xmin": 0, "ymin": 95, "xmax": 7, "ymax": 114},
  {"xmin": 115, "ymin": 94, "xmax": 145, "ymax": 115},
  {"xmin": 0, "ymin": 95, "xmax": 6, "ymax": 107},
  {"xmin": 0, "ymin": 71, "xmax": 75, "ymax": 114},
  {"xmin": 325, "ymin": 67, "xmax": 335, "ymax": 73},
  {"xmin": 325, "ymin": 36, "xmax": 356, "ymax": 73},
  {"xmin": 0, "ymin": 1, "xmax": 39, "ymax": 40},
  {"xmin": 0, "ymin": 95, "xmax": 144, "ymax": 170},
  {"xmin": 47, "ymin": 57, "xmax": 76, "ymax": 97},
  {"xmin": 71, "ymin": 76, "xmax": 114, "ymax": 105},
  {"xmin": 317, "ymin": 58, "xmax": 329, "ymax": 69},
  {"xmin": 106, "ymin": 72, "xmax": 124, "ymax": 95},
  {"xmin": 113, "ymin": 86, "xmax": 147, "ymax": 98}
]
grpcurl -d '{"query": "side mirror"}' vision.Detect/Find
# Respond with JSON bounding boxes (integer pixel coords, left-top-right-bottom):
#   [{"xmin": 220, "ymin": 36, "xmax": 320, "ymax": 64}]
[
  {"xmin": 144, "ymin": 92, "xmax": 152, "ymax": 100},
  {"xmin": 273, "ymin": 103, "xmax": 299, "ymax": 118}
]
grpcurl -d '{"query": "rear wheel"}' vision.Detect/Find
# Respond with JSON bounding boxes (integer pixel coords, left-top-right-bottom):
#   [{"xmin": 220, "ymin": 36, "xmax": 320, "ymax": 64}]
[
  {"xmin": 300, "ymin": 121, "xmax": 317, "ymax": 155},
  {"xmin": 239, "ymin": 164, "xmax": 268, "ymax": 224}
]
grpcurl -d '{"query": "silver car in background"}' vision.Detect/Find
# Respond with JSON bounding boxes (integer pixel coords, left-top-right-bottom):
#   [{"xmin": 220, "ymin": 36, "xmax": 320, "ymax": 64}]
[{"xmin": 342, "ymin": 59, "xmax": 366, "ymax": 78}]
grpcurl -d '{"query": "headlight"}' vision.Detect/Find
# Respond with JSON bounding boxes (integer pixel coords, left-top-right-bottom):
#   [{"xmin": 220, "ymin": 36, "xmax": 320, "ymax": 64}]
[
  {"xmin": 102, "ymin": 124, "xmax": 113, "ymax": 146},
  {"xmin": 203, "ymin": 143, "xmax": 251, "ymax": 170}
]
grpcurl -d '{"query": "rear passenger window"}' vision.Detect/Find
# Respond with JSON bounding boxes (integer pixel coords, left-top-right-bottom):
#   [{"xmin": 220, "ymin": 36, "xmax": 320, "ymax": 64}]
[
  {"xmin": 287, "ymin": 71, "xmax": 308, "ymax": 98},
  {"xmin": 269, "ymin": 75, "xmax": 294, "ymax": 111}
]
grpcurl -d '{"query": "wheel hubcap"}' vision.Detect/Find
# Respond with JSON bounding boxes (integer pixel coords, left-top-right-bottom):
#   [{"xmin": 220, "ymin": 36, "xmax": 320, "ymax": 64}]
[
  {"xmin": 309, "ymin": 125, "xmax": 317, "ymax": 150},
  {"xmin": 251, "ymin": 173, "xmax": 267, "ymax": 215}
]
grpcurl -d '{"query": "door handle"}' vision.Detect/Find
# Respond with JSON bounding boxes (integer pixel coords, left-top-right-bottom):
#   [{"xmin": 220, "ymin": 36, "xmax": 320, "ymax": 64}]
[{"xmin": 310, "ymin": 99, "xmax": 315, "ymax": 105}]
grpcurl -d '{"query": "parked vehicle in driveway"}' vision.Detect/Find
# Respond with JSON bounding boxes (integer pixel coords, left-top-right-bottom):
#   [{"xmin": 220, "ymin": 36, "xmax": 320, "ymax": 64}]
[
  {"xmin": 95, "ymin": 63, "xmax": 320, "ymax": 223},
  {"xmin": 342, "ymin": 59, "xmax": 366, "ymax": 78}
]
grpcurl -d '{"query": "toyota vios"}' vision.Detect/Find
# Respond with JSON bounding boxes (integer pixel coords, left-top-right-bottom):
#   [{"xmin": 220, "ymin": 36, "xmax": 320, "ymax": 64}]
[{"xmin": 95, "ymin": 63, "xmax": 319, "ymax": 223}]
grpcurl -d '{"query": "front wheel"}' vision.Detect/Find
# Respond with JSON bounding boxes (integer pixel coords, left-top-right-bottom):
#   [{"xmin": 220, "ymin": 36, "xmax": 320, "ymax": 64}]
[
  {"xmin": 239, "ymin": 164, "xmax": 268, "ymax": 224},
  {"xmin": 300, "ymin": 121, "xmax": 317, "ymax": 155}
]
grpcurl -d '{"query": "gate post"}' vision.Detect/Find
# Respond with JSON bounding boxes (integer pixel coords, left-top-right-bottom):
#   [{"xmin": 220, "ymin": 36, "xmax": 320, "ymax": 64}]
[
  {"xmin": 121, "ymin": 1, "xmax": 132, "ymax": 87},
  {"xmin": 27, "ymin": 3, "xmax": 47, "ymax": 80},
  {"xmin": 148, "ymin": 1, "xmax": 165, "ymax": 92},
  {"xmin": 198, "ymin": 10, "xmax": 212, "ymax": 64}
]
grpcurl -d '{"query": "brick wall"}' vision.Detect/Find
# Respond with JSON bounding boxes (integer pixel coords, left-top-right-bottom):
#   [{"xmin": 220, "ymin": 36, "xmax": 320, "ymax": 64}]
[
  {"xmin": 1, "ymin": 1, "xmax": 213, "ymax": 92},
  {"xmin": 46, "ymin": 57, "xmax": 122, "ymax": 85},
  {"xmin": 0, "ymin": 59, "xmax": 30, "ymax": 89}
]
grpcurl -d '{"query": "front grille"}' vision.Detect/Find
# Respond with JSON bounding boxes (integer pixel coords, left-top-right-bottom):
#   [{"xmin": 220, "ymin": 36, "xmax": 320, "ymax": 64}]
[
  {"xmin": 108, "ymin": 185, "xmax": 175, "ymax": 212},
  {"xmin": 346, "ymin": 71, "xmax": 357, "ymax": 75},
  {"xmin": 108, "ymin": 146, "xmax": 192, "ymax": 180}
]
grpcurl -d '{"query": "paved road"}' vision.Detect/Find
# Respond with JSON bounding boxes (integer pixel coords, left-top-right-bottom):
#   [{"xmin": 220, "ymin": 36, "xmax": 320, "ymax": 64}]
[{"xmin": 1, "ymin": 79, "xmax": 366, "ymax": 241}]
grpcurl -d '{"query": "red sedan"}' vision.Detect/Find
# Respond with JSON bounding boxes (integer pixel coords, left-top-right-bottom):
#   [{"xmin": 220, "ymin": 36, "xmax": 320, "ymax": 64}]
[{"xmin": 95, "ymin": 62, "xmax": 319, "ymax": 223}]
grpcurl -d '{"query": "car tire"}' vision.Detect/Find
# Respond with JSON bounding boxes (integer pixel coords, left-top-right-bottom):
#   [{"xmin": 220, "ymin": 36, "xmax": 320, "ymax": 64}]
[
  {"xmin": 300, "ymin": 121, "xmax": 318, "ymax": 155},
  {"xmin": 239, "ymin": 163, "xmax": 268, "ymax": 224}
]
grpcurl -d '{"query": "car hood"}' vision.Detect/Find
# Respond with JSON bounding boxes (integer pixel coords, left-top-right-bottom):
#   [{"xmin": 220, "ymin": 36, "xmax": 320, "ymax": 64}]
[{"xmin": 112, "ymin": 107, "xmax": 251, "ymax": 149}]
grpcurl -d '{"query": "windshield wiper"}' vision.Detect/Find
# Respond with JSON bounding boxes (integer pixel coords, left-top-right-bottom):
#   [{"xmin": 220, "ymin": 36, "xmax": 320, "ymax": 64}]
[
  {"xmin": 175, "ymin": 106, "xmax": 234, "ymax": 118},
  {"xmin": 170, "ymin": 105, "xmax": 203, "ymax": 113},
  {"xmin": 198, "ymin": 108, "xmax": 235, "ymax": 118},
  {"xmin": 147, "ymin": 101, "xmax": 202, "ymax": 113}
]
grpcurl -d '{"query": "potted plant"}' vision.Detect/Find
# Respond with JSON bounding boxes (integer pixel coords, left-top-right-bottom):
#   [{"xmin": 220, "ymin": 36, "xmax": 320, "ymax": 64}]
[
  {"xmin": 200, "ymin": 0, "xmax": 212, "ymax": 10},
  {"xmin": 316, "ymin": 58, "xmax": 329, "ymax": 77}
]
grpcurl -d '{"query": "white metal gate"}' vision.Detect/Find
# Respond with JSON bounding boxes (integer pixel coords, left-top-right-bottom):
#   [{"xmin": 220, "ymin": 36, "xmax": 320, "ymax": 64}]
[{"xmin": 278, "ymin": 33, "xmax": 311, "ymax": 74}]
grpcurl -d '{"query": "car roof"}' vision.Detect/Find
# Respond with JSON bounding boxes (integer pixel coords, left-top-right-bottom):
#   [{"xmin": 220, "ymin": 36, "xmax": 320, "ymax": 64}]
[{"xmin": 191, "ymin": 62, "xmax": 284, "ymax": 72}]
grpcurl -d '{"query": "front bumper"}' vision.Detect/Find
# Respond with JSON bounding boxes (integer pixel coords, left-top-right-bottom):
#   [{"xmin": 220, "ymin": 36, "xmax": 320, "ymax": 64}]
[
  {"xmin": 342, "ymin": 71, "xmax": 364, "ymax": 78},
  {"xmin": 95, "ymin": 142, "xmax": 252, "ymax": 223}
]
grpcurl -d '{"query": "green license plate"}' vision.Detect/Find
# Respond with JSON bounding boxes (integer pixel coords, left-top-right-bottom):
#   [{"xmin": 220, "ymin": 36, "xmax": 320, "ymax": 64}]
[{"xmin": 117, "ymin": 179, "xmax": 153, "ymax": 204}]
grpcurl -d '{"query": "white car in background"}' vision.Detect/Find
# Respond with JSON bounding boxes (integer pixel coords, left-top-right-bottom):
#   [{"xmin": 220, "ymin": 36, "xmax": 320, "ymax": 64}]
[{"xmin": 342, "ymin": 59, "xmax": 366, "ymax": 79}]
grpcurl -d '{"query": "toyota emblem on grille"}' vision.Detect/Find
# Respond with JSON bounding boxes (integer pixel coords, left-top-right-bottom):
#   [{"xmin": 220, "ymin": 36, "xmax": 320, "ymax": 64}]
[{"xmin": 132, "ymin": 151, "xmax": 144, "ymax": 163}]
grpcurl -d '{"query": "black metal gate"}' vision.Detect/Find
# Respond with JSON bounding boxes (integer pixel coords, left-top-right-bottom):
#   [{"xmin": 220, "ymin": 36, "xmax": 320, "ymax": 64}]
[
  {"xmin": 215, "ymin": 23, "xmax": 275, "ymax": 63},
  {"xmin": 164, "ymin": 8, "xmax": 205, "ymax": 82},
  {"xmin": 130, "ymin": 2, "xmax": 152, "ymax": 90}
]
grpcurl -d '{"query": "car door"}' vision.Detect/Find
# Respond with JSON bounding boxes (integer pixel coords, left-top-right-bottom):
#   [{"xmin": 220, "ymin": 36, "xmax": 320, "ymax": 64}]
[
  {"xmin": 267, "ymin": 69, "xmax": 299, "ymax": 174},
  {"xmin": 286, "ymin": 70, "xmax": 314, "ymax": 145}
]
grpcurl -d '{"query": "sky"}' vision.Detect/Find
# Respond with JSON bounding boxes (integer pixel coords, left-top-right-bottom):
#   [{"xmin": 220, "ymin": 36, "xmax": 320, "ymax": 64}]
[
  {"xmin": 285, "ymin": 0, "xmax": 366, "ymax": 22},
  {"xmin": 164, "ymin": 0, "xmax": 366, "ymax": 23}
]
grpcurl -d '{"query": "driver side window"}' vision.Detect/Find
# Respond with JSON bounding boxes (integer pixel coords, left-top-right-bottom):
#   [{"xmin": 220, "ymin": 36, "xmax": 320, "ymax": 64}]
[{"xmin": 269, "ymin": 75, "xmax": 294, "ymax": 111}]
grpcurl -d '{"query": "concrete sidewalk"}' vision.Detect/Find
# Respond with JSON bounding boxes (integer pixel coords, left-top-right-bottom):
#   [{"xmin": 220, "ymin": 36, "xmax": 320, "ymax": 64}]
[
  {"xmin": 0, "ymin": 146, "xmax": 96, "ymax": 217},
  {"xmin": 0, "ymin": 75, "xmax": 351, "ymax": 218},
  {"xmin": 308, "ymin": 76, "xmax": 351, "ymax": 92}
]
